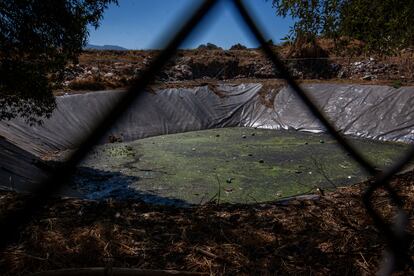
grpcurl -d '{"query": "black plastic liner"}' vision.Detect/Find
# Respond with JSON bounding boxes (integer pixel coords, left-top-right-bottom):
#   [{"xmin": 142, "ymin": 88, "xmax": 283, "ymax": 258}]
[{"xmin": 1, "ymin": 83, "xmax": 413, "ymax": 190}]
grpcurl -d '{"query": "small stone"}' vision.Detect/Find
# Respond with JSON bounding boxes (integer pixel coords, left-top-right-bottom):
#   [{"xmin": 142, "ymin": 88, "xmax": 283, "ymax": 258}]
[
  {"xmin": 192, "ymin": 148, "xmax": 196, "ymax": 151},
  {"xmin": 248, "ymin": 153, "xmax": 253, "ymax": 157},
  {"xmin": 295, "ymin": 170, "xmax": 302, "ymax": 174},
  {"xmin": 259, "ymin": 159, "xmax": 264, "ymax": 163},
  {"xmin": 115, "ymin": 212, "xmax": 121, "ymax": 218},
  {"xmin": 226, "ymin": 178, "xmax": 233, "ymax": 184},
  {"xmin": 304, "ymin": 142, "xmax": 308, "ymax": 145},
  {"xmin": 216, "ymin": 134, "xmax": 220, "ymax": 137},
  {"xmin": 242, "ymin": 135, "xmax": 247, "ymax": 139},
  {"xmin": 319, "ymin": 140, "xmax": 325, "ymax": 144},
  {"xmin": 362, "ymin": 75, "xmax": 372, "ymax": 81},
  {"xmin": 232, "ymin": 156, "xmax": 237, "ymax": 160},
  {"xmin": 316, "ymin": 187, "xmax": 325, "ymax": 196},
  {"xmin": 251, "ymin": 133, "xmax": 255, "ymax": 136}
]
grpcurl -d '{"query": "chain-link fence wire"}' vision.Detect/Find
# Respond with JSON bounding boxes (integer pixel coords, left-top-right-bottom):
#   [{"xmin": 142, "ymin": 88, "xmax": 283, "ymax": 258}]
[{"xmin": 0, "ymin": 0, "xmax": 413, "ymax": 274}]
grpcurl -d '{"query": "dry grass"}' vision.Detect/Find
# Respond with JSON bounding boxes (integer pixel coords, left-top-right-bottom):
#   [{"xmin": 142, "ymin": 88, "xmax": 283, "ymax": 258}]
[
  {"xmin": 1, "ymin": 171, "xmax": 414, "ymax": 275},
  {"xmin": 67, "ymin": 78, "xmax": 107, "ymax": 91}
]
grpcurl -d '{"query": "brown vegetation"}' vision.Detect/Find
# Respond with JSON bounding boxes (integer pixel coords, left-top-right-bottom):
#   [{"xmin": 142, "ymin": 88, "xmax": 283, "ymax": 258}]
[
  {"xmin": 1, "ymin": 171, "xmax": 413, "ymax": 275},
  {"xmin": 67, "ymin": 78, "xmax": 106, "ymax": 91},
  {"xmin": 56, "ymin": 40, "xmax": 414, "ymax": 94}
]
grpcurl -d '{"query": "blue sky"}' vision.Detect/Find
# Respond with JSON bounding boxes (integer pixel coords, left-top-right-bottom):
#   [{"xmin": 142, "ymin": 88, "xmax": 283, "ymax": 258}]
[{"xmin": 87, "ymin": 0, "xmax": 294, "ymax": 49}]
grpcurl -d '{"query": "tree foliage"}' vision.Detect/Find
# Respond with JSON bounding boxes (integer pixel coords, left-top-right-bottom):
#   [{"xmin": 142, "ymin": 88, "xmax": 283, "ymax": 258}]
[
  {"xmin": 0, "ymin": 0, "xmax": 117, "ymax": 124},
  {"xmin": 271, "ymin": 0, "xmax": 414, "ymax": 55}
]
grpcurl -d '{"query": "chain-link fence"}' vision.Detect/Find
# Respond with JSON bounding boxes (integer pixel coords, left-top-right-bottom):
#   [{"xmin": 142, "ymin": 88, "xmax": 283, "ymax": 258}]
[{"xmin": 1, "ymin": 0, "xmax": 413, "ymax": 275}]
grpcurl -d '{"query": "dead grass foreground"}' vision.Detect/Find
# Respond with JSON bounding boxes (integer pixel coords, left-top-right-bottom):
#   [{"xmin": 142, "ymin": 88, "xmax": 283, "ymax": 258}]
[{"xmin": 1, "ymin": 172, "xmax": 414, "ymax": 275}]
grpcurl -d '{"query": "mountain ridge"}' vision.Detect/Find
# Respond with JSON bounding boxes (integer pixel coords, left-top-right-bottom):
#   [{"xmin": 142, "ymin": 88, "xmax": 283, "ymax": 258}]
[{"xmin": 85, "ymin": 43, "xmax": 127, "ymax": 50}]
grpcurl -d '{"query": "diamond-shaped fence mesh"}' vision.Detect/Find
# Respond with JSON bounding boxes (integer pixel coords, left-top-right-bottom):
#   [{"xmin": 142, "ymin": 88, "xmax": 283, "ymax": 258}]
[{"xmin": 1, "ymin": 0, "xmax": 413, "ymax": 274}]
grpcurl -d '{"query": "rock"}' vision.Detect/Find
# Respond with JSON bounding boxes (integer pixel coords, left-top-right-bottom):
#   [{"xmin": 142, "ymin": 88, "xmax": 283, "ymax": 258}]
[
  {"xmin": 337, "ymin": 70, "xmax": 346, "ymax": 79},
  {"xmin": 166, "ymin": 64, "xmax": 193, "ymax": 81},
  {"xmin": 242, "ymin": 135, "xmax": 247, "ymax": 139},
  {"xmin": 259, "ymin": 159, "xmax": 264, "ymax": 163},
  {"xmin": 254, "ymin": 64, "xmax": 275, "ymax": 78},
  {"xmin": 319, "ymin": 140, "xmax": 324, "ymax": 144},
  {"xmin": 191, "ymin": 148, "xmax": 196, "ymax": 151},
  {"xmin": 362, "ymin": 75, "xmax": 372, "ymax": 81}
]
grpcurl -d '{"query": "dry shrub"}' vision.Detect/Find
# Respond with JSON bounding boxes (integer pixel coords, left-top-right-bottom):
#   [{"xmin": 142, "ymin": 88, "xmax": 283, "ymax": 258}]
[{"xmin": 68, "ymin": 78, "xmax": 106, "ymax": 91}]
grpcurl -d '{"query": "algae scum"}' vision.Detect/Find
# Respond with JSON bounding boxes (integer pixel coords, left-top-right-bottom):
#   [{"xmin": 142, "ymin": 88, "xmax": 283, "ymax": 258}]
[{"xmin": 74, "ymin": 128, "xmax": 411, "ymax": 205}]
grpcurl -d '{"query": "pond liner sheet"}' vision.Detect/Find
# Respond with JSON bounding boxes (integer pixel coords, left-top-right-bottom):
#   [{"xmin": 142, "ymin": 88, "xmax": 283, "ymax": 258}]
[{"xmin": 1, "ymin": 83, "xmax": 414, "ymax": 191}]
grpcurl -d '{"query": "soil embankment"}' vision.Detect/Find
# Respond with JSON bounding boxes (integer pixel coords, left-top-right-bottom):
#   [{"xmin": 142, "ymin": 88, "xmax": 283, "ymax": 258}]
[{"xmin": 57, "ymin": 45, "xmax": 414, "ymax": 92}]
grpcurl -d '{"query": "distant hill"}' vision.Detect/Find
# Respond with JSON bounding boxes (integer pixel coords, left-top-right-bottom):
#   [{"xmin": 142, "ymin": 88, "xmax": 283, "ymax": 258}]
[{"xmin": 85, "ymin": 43, "xmax": 127, "ymax": 50}]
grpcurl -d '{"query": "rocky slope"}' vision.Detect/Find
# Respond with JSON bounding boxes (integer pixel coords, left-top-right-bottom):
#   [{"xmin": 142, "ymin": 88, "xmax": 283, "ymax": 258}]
[{"xmin": 58, "ymin": 45, "xmax": 414, "ymax": 92}]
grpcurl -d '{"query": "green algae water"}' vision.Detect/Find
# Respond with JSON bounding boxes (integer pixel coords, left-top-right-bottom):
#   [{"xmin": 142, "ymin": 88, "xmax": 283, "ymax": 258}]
[{"xmin": 74, "ymin": 128, "xmax": 411, "ymax": 205}]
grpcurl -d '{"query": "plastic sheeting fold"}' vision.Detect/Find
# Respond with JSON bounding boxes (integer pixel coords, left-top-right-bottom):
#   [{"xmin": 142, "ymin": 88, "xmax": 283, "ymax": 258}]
[{"xmin": 1, "ymin": 83, "xmax": 413, "ymax": 190}]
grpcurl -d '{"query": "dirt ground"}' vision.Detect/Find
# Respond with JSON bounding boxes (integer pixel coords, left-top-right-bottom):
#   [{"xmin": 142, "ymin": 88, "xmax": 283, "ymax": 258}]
[
  {"xmin": 55, "ymin": 40, "xmax": 414, "ymax": 94},
  {"xmin": 0, "ymin": 170, "xmax": 413, "ymax": 275}
]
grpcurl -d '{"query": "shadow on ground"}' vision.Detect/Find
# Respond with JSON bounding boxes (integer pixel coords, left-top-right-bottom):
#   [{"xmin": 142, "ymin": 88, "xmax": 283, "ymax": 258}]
[
  {"xmin": 1, "ymin": 171, "xmax": 413, "ymax": 275},
  {"xmin": 72, "ymin": 167, "xmax": 190, "ymax": 207}
]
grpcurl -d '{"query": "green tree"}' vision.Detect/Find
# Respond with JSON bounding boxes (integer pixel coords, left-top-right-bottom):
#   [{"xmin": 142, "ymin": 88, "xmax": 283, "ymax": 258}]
[
  {"xmin": 339, "ymin": 0, "xmax": 414, "ymax": 53},
  {"xmin": 0, "ymin": 0, "xmax": 117, "ymax": 124},
  {"xmin": 271, "ymin": 0, "xmax": 414, "ymax": 55}
]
